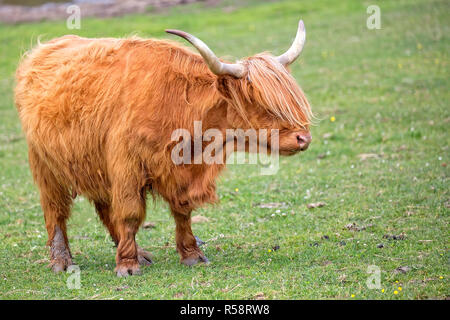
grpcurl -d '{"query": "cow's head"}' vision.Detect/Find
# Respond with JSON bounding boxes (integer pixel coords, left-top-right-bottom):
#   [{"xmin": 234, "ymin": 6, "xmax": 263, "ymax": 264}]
[{"xmin": 167, "ymin": 20, "xmax": 312, "ymax": 156}]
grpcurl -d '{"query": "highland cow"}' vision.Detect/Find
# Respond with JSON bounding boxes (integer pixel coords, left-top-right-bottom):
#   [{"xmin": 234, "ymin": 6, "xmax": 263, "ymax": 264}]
[{"xmin": 14, "ymin": 20, "xmax": 312, "ymax": 276}]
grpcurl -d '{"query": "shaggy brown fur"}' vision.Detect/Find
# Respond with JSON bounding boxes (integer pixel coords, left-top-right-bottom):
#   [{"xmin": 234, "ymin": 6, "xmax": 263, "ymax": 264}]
[{"xmin": 14, "ymin": 35, "xmax": 312, "ymax": 276}]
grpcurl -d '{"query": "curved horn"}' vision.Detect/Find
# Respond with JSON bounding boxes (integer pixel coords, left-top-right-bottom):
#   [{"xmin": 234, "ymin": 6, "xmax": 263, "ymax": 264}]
[
  {"xmin": 277, "ymin": 20, "xmax": 306, "ymax": 66},
  {"xmin": 166, "ymin": 29, "xmax": 245, "ymax": 78}
]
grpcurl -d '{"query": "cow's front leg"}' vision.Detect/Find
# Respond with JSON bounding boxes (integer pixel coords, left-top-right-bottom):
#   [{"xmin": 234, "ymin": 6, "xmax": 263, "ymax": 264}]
[
  {"xmin": 95, "ymin": 201, "xmax": 152, "ymax": 266},
  {"xmin": 172, "ymin": 210, "xmax": 209, "ymax": 266},
  {"xmin": 115, "ymin": 222, "xmax": 141, "ymax": 276},
  {"xmin": 112, "ymin": 184, "xmax": 146, "ymax": 277}
]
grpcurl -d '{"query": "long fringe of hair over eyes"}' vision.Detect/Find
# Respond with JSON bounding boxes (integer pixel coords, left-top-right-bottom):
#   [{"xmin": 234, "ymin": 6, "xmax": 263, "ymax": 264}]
[{"xmin": 225, "ymin": 54, "xmax": 313, "ymax": 129}]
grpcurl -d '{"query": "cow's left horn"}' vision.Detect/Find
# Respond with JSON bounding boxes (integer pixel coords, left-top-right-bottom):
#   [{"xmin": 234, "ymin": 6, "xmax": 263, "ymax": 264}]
[
  {"xmin": 277, "ymin": 20, "xmax": 306, "ymax": 66},
  {"xmin": 166, "ymin": 29, "xmax": 245, "ymax": 78}
]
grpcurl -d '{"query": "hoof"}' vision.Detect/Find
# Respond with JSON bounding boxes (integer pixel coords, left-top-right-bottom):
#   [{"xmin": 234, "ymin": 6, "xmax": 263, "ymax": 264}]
[
  {"xmin": 51, "ymin": 262, "xmax": 67, "ymax": 273},
  {"xmin": 137, "ymin": 246, "xmax": 153, "ymax": 266},
  {"xmin": 49, "ymin": 258, "xmax": 73, "ymax": 273},
  {"xmin": 181, "ymin": 253, "xmax": 209, "ymax": 266},
  {"xmin": 115, "ymin": 261, "xmax": 141, "ymax": 277}
]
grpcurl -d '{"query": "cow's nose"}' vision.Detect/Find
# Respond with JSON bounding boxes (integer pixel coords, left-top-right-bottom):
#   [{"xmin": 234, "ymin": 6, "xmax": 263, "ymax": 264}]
[{"xmin": 296, "ymin": 133, "xmax": 312, "ymax": 151}]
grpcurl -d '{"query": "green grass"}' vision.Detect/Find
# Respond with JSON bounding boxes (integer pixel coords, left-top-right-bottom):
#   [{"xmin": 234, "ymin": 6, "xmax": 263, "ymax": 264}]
[{"xmin": 0, "ymin": 0, "xmax": 448, "ymax": 299}]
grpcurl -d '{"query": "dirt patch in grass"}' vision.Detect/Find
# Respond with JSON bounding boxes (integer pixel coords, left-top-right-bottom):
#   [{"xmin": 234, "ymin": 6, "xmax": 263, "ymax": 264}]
[{"xmin": 0, "ymin": 0, "xmax": 206, "ymax": 24}]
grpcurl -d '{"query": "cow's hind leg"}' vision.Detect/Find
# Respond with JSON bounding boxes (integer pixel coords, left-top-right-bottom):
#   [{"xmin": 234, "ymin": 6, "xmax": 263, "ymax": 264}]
[
  {"xmin": 95, "ymin": 201, "xmax": 152, "ymax": 266},
  {"xmin": 29, "ymin": 149, "xmax": 73, "ymax": 273},
  {"xmin": 172, "ymin": 210, "xmax": 208, "ymax": 266}
]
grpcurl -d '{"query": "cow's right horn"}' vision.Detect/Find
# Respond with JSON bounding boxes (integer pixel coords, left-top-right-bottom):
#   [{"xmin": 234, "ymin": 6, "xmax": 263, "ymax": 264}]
[
  {"xmin": 276, "ymin": 20, "xmax": 306, "ymax": 66},
  {"xmin": 166, "ymin": 29, "xmax": 245, "ymax": 78}
]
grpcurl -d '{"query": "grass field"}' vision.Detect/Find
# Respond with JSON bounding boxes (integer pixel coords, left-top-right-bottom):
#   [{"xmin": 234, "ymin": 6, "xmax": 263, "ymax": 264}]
[{"xmin": 0, "ymin": 0, "xmax": 448, "ymax": 299}]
